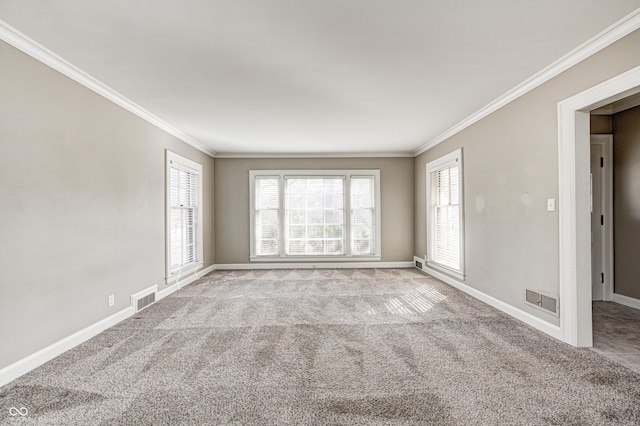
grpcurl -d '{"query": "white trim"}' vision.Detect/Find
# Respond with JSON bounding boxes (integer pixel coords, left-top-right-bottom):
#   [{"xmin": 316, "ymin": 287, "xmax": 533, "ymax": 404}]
[
  {"xmin": 425, "ymin": 149, "xmax": 465, "ymax": 278},
  {"xmin": 157, "ymin": 282, "xmax": 181, "ymax": 300},
  {"xmin": 215, "ymin": 261, "xmax": 413, "ymax": 270},
  {"xmin": 592, "ymin": 93, "xmax": 640, "ymax": 115},
  {"xmin": 165, "ymin": 262, "xmax": 204, "ymax": 284},
  {"xmin": 0, "ymin": 20, "xmax": 215, "ymax": 158},
  {"xmin": 413, "ymin": 8, "xmax": 640, "ymax": 157},
  {"xmin": 0, "ymin": 306, "xmax": 134, "ymax": 388},
  {"xmin": 426, "ymin": 262, "xmax": 465, "ymax": 282},
  {"xmin": 250, "ymin": 169, "xmax": 382, "ymax": 259},
  {"xmin": 415, "ymin": 258, "xmax": 562, "ymax": 340},
  {"xmin": 159, "ymin": 264, "xmax": 216, "ymax": 299},
  {"xmin": 166, "ymin": 150, "xmax": 204, "ymax": 280},
  {"xmin": 130, "ymin": 284, "xmax": 158, "ymax": 301},
  {"xmin": 216, "ymin": 152, "xmax": 413, "ymax": 158},
  {"xmin": 558, "ymin": 65, "xmax": 640, "ymax": 347},
  {"xmin": 0, "ymin": 264, "xmax": 215, "ymax": 387},
  {"xmin": 251, "ymin": 256, "xmax": 382, "ymax": 262},
  {"xmin": 612, "ymin": 293, "xmax": 640, "ymax": 310}
]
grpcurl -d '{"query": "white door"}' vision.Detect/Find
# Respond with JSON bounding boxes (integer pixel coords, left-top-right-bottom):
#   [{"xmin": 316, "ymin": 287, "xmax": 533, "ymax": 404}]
[
  {"xmin": 590, "ymin": 141, "xmax": 604, "ymax": 301},
  {"xmin": 591, "ymin": 133, "xmax": 615, "ymax": 302}
]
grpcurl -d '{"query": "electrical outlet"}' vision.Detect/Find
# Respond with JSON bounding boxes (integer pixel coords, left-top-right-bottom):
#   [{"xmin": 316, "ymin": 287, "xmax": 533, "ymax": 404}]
[{"xmin": 108, "ymin": 294, "xmax": 115, "ymax": 307}]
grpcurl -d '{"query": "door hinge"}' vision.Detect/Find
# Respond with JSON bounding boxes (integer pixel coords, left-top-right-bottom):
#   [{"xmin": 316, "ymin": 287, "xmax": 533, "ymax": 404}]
[
  {"xmin": 601, "ymin": 272, "xmax": 604, "ymax": 284},
  {"xmin": 601, "ymin": 215, "xmax": 604, "ymax": 226},
  {"xmin": 600, "ymin": 157, "xmax": 604, "ymax": 168}
]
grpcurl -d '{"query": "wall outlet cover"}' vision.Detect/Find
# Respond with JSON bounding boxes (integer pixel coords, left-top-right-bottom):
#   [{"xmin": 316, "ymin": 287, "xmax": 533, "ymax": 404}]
[{"xmin": 547, "ymin": 198, "xmax": 556, "ymax": 211}]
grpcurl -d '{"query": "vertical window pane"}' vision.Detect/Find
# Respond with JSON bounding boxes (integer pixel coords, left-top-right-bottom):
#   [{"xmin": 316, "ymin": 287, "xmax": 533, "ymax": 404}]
[
  {"xmin": 285, "ymin": 178, "xmax": 345, "ymax": 255},
  {"xmin": 351, "ymin": 177, "xmax": 375, "ymax": 255},
  {"xmin": 169, "ymin": 162, "xmax": 200, "ymax": 273},
  {"xmin": 255, "ymin": 177, "xmax": 279, "ymax": 256},
  {"xmin": 430, "ymin": 162, "xmax": 460, "ymax": 270}
]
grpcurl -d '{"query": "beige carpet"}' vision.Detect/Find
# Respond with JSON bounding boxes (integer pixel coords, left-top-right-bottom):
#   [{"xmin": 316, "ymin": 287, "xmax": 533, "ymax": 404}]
[{"xmin": 1, "ymin": 268, "xmax": 639, "ymax": 425}]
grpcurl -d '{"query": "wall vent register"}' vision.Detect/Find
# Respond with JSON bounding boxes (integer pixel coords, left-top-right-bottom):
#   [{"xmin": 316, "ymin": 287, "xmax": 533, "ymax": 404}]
[{"xmin": 525, "ymin": 289, "xmax": 558, "ymax": 316}]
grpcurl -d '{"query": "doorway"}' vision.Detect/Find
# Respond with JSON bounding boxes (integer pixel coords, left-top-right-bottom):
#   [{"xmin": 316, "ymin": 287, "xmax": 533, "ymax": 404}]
[
  {"xmin": 557, "ymin": 64, "xmax": 640, "ymax": 348},
  {"xmin": 589, "ymin": 103, "xmax": 640, "ymax": 373}
]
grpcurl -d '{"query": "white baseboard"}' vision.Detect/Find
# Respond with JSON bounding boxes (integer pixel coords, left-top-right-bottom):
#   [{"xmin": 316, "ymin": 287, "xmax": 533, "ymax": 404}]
[
  {"xmin": 612, "ymin": 293, "xmax": 640, "ymax": 310},
  {"xmin": 0, "ymin": 264, "xmax": 217, "ymax": 388},
  {"xmin": 0, "ymin": 306, "xmax": 134, "ymax": 388},
  {"xmin": 414, "ymin": 257, "xmax": 562, "ymax": 340},
  {"xmin": 158, "ymin": 264, "xmax": 216, "ymax": 300},
  {"xmin": 214, "ymin": 261, "xmax": 413, "ymax": 270},
  {"xmin": 157, "ymin": 282, "xmax": 180, "ymax": 300}
]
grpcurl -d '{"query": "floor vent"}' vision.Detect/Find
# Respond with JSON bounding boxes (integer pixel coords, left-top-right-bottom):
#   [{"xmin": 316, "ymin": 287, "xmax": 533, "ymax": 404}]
[
  {"xmin": 525, "ymin": 289, "xmax": 558, "ymax": 316},
  {"xmin": 131, "ymin": 285, "xmax": 158, "ymax": 312},
  {"xmin": 415, "ymin": 260, "xmax": 423, "ymax": 269}
]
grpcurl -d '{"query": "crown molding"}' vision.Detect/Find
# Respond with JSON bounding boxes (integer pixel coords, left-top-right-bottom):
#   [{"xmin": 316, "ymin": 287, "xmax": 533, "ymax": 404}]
[
  {"xmin": 214, "ymin": 151, "xmax": 414, "ymax": 159},
  {"xmin": 413, "ymin": 7, "xmax": 640, "ymax": 157},
  {"xmin": 0, "ymin": 20, "xmax": 216, "ymax": 158}
]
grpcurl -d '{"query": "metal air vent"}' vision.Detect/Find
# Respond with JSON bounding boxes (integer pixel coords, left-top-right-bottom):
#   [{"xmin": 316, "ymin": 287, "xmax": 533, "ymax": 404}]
[
  {"xmin": 131, "ymin": 285, "xmax": 158, "ymax": 312},
  {"xmin": 525, "ymin": 289, "xmax": 559, "ymax": 316}
]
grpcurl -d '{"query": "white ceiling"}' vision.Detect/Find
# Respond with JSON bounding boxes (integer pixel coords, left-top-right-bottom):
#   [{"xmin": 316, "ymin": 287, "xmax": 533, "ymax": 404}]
[{"xmin": 1, "ymin": 1, "xmax": 640, "ymax": 155}]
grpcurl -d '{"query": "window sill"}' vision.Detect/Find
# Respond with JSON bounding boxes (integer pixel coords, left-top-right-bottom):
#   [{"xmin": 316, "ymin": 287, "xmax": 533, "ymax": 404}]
[
  {"xmin": 166, "ymin": 262, "xmax": 204, "ymax": 283},
  {"xmin": 250, "ymin": 255, "xmax": 382, "ymax": 263},
  {"xmin": 426, "ymin": 261, "xmax": 465, "ymax": 281}
]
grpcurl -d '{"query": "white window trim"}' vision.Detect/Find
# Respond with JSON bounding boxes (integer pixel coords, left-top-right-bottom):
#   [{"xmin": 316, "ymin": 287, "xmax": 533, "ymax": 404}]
[
  {"xmin": 426, "ymin": 148, "xmax": 465, "ymax": 280},
  {"xmin": 249, "ymin": 169, "xmax": 381, "ymax": 261},
  {"xmin": 166, "ymin": 150, "xmax": 204, "ymax": 282}
]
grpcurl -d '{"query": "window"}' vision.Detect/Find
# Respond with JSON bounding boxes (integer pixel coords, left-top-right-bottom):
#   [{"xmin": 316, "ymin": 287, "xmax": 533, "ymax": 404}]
[
  {"xmin": 250, "ymin": 170, "xmax": 381, "ymax": 261},
  {"xmin": 166, "ymin": 151, "xmax": 203, "ymax": 279},
  {"xmin": 426, "ymin": 149, "xmax": 464, "ymax": 279}
]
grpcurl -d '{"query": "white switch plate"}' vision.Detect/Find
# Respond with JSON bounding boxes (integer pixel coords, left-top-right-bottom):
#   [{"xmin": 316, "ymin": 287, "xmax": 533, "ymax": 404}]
[
  {"xmin": 547, "ymin": 198, "xmax": 556, "ymax": 212},
  {"xmin": 108, "ymin": 294, "xmax": 115, "ymax": 307}
]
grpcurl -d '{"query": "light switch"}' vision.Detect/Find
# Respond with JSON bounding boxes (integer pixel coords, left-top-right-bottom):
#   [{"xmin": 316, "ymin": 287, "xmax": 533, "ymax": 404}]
[{"xmin": 547, "ymin": 198, "xmax": 556, "ymax": 212}]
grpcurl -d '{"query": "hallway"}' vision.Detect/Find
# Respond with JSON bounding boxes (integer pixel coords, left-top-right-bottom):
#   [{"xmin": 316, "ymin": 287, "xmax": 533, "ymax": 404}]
[{"xmin": 592, "ymin": 301, "xmax": 640, "ymax": 373}]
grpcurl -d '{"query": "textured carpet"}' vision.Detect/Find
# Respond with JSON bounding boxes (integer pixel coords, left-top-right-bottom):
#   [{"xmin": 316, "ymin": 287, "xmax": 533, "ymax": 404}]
[{"xmin": 1, "ymin": 268, "xmax": 640, "ymax": 425}]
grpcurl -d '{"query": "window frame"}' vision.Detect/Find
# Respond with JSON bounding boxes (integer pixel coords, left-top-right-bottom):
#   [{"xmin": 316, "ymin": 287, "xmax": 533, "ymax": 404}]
[
  {"xmin": 426, "ymin": 148, "xmax": 465, "ymax": 280},
  {"xmin": 166, "ymin": 150, "xmax": 204, "ymax": 281},
  {"xmin": 249, "ymin": 169, "xmax": 381, "ymax": 262}
]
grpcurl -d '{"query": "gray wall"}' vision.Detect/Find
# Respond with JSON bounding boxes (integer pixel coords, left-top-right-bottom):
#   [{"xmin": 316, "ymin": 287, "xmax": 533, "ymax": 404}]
[
  {"xmin": 415, "ymin": 29, "xmax": 640, "ymax": 326},
  {"xmin": 215, "ymin": 157, "xmax": 414, "ymax": 264},
  {"xmin": 613, "ymin": 105, "xmax": 640, "ymax": 300},
  {"xmin": 591, "ymin": 115, "xmax": 613, "ymax": 134},
  {"xmin": 0, "ymin": 40, "xmax": 215, "ymax": 370}
]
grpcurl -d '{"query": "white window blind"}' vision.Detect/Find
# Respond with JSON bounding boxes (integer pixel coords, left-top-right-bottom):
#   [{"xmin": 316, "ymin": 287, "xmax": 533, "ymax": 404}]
[
  {"xmin": 431, "ymin": 164, "xmax": 460, "ymax": 269},
  {"xmin": 250, "ymin": 170, "xmax": 381, "ymax": 260},
  {"xmin": 167, "ymin": 152, "xmax": 203, "ymax": 277},
  {"xmin": 255, "ymin": 177, "xmax": 280, "ymax": 256},
  {"xmin": 351, "ymin": 177, "xmax": 375, "ymax": 255},
  {"xmin": 427, "ymin": 149, "xmax": 464, "ymax": 277}
]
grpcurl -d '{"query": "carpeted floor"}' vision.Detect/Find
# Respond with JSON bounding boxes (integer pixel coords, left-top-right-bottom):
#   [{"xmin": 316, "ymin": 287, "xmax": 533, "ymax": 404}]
[{"xmin": 1, "ymin": 268, "xmax": 640, "ymax": 425}]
